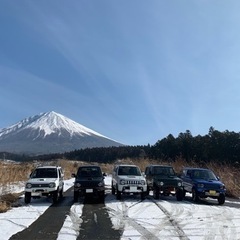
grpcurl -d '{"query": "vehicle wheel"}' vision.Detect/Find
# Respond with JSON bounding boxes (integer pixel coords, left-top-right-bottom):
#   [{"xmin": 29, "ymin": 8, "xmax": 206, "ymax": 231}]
[
  {"xmin": 53, "ymin": 190, "xmax": 59, "ymax": 203},
  {"xmin": 146, "ymin": 186, "xmax": 150, "ymax": 195},
  {"xmin": 218, "ymin": 194, "xmax": 225, "ymax": 205},
  {"xmin": 116, "ymin": 189, "xmax": 121, "ymax": 200},
  {"xmin": 59, "ymin": 189, "xmax": 63, "ymax": 198},
  {"xmin": 111, "ymin": 182, "xmax": 115, "ymax": 195},
  {"xmin": 74, "ymin": 191, "xmax": 79, "ymax": 202},
  {"xmin": 141, "ymin": 192, "xmax": 146, "ymax": 200},
  {"xmin": 153, "ymin": 187, "xmax": 160, "ymax": 199},
  {"xmin": 99, "ymin": 191, "xmax": 105, "ymax": 203},
  {"xmin": 176, "ymin": 189, "xmax": 183, "ymax": 201},
  {"xmin": 192, "ymin": 188, "xmax": 199, "ymax": 202},
  {"xmin": 24, "ymin": 192, "xmax": 31, "ymax": 204}
]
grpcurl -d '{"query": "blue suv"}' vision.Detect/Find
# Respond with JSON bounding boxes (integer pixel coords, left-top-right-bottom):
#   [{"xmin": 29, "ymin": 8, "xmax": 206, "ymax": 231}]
[{"xmin": 180, "ymin": 167, "xmax": 226, "ymax": 205}]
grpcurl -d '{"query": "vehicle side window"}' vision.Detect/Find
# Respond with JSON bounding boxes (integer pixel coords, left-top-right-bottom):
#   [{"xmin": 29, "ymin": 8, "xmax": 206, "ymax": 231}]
[{"xmin": 186, "ymin": 170, "xmax": 192, "ymax": 178}]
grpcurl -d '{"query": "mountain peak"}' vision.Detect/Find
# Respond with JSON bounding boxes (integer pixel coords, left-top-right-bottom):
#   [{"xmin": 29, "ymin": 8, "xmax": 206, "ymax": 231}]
[
  {"xmin": 1, "ymin": 111, "xmax": 106, "ymax": 139},
  {"xmin": 0, "ymin": 111, "xmax": 122, "ymax": 154}
]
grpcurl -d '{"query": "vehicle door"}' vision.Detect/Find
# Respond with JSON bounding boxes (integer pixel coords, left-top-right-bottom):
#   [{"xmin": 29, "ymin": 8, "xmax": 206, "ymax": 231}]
[
  {"xmin": 181, "ymin": 169, "xmax": 193, "ymax": 192},
  {"xmin": 145, "ymin": 166, "xmax": 153, "ymax": 187},
  {"xmin": 58, "ymin": 168, "xmax": 64, "ymax": 189},
  {"xmin": 112, "ymin": 166, "xmax": 118, "ymax": 187}
]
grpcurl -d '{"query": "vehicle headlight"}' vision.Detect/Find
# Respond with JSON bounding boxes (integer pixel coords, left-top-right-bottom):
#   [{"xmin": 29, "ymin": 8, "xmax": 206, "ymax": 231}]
[
  {"xmin": 49, "ymin": 182, "xmax": 56, "ymax": 188},
  {"xmin": 158, "ymin": 181, "xmax": 164, "ymax": 186},
  {"xmin": 141, "ymin": 180, "xmax": 146, "ymax": 185},
  {"xmin": 98, "ymin": 181, "xmax": 104, "ymax": 187},
  {"xmin": 75, "ymin": 183, "xmax": 81, "ymax": 187},
  {"xmin": 178, "ymin": 182, "xmax": 182, "ymax": 187},
  {"xmin": 120, "ymin": 179, "xmax": 126, "ymax": 185},
  {"xmin": 26, "ymin": 183, "xmax": 32, "ymax": 189},
  {"xmin": 197, "ymin": 183, "xmax": 204, "ymax": 188},
  {"xmin": 220, "ymin": 185, "xmax": 225, "ymax": 190}
]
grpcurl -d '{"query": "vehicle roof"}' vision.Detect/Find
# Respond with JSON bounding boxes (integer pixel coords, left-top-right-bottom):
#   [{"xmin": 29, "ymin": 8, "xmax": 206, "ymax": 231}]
[
  {"xmin": 36, "ymin": 165, "xmax": 61, "ymax": 169},
  {"xmin": 147, "ymin": 165, "xmax": 173, "ymax": 168},
  {"xmin": 78, "ymin": 165, "xmax": 101, "ymax": 168},
  {"xmin": 116, "ymin": 164, "xmax": 138, "ymax": 167},
  {"xmin": 183, "ymin": 167, "xmax": 210, "ymax": 171}
]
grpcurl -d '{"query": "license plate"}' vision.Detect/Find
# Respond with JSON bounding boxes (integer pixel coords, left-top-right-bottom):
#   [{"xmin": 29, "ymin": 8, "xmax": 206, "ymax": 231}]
[
  {"xmin": 86, "ymin": 189, "xmax": 93, "ymax": 193},
  {"xmin": 130, "ymin": 186, "xmax": 137, "ymax": 191},
  {"xmin": 209, "ymin": 190, "xmax": 216, "ymax": 195}
]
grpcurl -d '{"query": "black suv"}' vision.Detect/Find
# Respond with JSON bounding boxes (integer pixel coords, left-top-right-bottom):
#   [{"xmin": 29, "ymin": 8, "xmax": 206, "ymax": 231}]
[
  {"xmin": 180, "ymin": 167, "xmax": 226, "ymax": 205},
  {"xmin": 145, "ymin": 165, "xmax": 183, "ymax": 201},
  {"xmin": 72, "ymin": 165, "xmax": 105, "ymax": 202}
]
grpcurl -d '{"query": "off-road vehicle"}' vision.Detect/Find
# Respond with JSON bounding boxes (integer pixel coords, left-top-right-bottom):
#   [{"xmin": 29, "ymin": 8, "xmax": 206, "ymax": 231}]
[
  {"xmin": 180, "ymin": 167, "xmax": 226, "ymax": 204},
  {"xmin": 111, "ymin": 164, "xmax": 147, "ymax": 200},
  {"xmin": 145, "ymin": 165, "xmax": 183, "ymax": 201},
  {"xmin": 24, "ymin": 165, "xmax": 64, "ymax": 204},
  {"xmin": 72, "ymin": 165, "xmax": 105, "ymax": 203}
]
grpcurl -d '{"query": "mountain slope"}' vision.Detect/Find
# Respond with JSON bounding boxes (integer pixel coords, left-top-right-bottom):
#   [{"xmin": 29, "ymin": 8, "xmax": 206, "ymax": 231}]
[{"xmin": 0, "ymin": 111, "xmax": 123, "ymax": 155}]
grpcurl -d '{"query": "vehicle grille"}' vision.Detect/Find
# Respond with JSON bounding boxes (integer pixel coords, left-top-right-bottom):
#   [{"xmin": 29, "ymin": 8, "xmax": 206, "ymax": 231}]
[
  {"xmin": 81, "ymin": 182, "xmax": 99, "ymax": 187},
  {"xmin": 164, "ymin": 179, "xmax": 179, "ymax": 186},
  {"xmin": 125, "ymin": 180, "xmax": 142, "ymax": 185},
  {"xmin": 205, "ymin": 183, "xmax": 220, "ymax": 189},
  {"xmin": 31, "ymin": 184, "xmax": 49, "ymax": 188}
]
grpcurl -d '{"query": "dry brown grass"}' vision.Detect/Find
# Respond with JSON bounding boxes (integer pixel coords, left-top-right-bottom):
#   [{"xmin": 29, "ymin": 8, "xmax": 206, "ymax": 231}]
[{"xmin": 0, "ymin": 158, "xmax": 239, "ymax": 213}]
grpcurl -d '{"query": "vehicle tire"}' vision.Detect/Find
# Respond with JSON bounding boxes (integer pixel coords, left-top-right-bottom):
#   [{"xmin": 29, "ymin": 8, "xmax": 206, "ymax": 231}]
[
  {"xmin": 141, "ymin": 192, "xmax": 146, "ymax": 200},
  {"xmin": 111, "ymin": 182, "xmax": 116, "ymax": 195},
  {"xmin": 59, "ymin": 189, "xmax": 63, "ymax": 198},
  {"xmin": 153, "ymin": 187, "xmax": 160, "ymax": 200},
  {"xmin": 176, "ymin": 189, "xmax": 183, "ymax": 201},
  {"xmin": 24, "ymin": 192, "xmax": 31, "ymax": 204},
  {"xmin": 218, "ymin": 194, "xmax": 225, "ymax": 205},
  {"xmin": 192, "ymin": 188, "xmax": 199, "ymax": 202},
  {"xmin": 146, "ymin": 186, "xmax": 150, "ymax": 196},
  {"xmin": 99, "ymin": 191, "xmax": 105, "ymax": 203},
  {"xmin": 74, "ymin": 191, "xmax": 79, "ymax": 202},
  {"xmin": 116, "ymin": 187, "xmax": 121, "ymax": 200},
  {"xmin": 53, "ymin": 190, "xmax": 59, "ymax": 203}
]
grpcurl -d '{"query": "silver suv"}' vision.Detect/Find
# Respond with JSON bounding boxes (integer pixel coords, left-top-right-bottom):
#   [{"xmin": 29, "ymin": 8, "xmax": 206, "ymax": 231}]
[
  {"xmin": 111, "ymin": 164, "xmax": 147, "ymax": 200},
  {"xmin": 24, "ymin": 165, "xmax": 64, "ymax": 204}
]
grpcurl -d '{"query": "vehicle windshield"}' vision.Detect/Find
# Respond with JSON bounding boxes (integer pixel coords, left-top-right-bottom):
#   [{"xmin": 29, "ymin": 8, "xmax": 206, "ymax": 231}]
[
  {"xmin": 31, "ymin": 168, "xmax": 58, "ymax": 178},
  {"xmin": 192, "ymin": 170, "xmax": 218, "ymax": 180},
  {"xmin": 118, "ymin": 166, "xmax": 141, "ymax": 176},
  {"xmin": 77, "ymin": 167, "xmax": 102, "ymax": 178},
  {"xmin": 153, "ymin": 167, "xmax": 175, "ymax": 176}
]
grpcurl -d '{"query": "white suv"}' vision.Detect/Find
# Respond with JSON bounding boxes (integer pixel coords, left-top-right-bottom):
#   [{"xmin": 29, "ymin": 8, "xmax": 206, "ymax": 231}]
[
  {"xmin": 24, "ymin": 166, "xmax": 64, "ymax": 204},
  {"xmin": 111, "ymin": 164, "xmax": 147, "ymax": 200}
]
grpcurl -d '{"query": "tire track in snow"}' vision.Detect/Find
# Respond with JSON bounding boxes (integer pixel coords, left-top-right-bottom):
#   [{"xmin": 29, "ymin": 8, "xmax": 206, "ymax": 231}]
[
  {"xmin": 151, "ymin": 198, "xmax": 190, "ymax": 240},
  {"xmin": 121, "ymin": 201, "xmax": 160, "ymax": 240},
  {"xmin": 106, "ymin": 198, "xmax": 159, "ymax": 240}
]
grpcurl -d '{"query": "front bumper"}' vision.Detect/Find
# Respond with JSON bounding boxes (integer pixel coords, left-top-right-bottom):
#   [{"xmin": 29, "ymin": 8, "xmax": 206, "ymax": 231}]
[
  {"xmin": 74, "ymin": 186, "xmax": 105, "ymax": 196},
  {"xmin": 121, "ymin": 185, "xmax": 146, "ymax": 193},
  {"xmin": 25, "ymin": 187, "xmax": 57, "ymax": 196},
  {"xmin": 197, "ymin": 188, "xmax": 225, "ymax": 198}
]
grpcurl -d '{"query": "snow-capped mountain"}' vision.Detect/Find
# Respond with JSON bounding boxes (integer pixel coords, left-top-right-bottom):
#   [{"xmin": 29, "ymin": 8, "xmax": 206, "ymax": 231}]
[{"xmin": 0, "ymin": 111, "xmax": 123, "ymax": 155}]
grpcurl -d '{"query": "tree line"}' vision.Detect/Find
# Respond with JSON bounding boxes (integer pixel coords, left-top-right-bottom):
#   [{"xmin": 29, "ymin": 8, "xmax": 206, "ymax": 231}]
[{"xmin": 1, "ymin": 127, "xmax": 240, "ymax": 165}]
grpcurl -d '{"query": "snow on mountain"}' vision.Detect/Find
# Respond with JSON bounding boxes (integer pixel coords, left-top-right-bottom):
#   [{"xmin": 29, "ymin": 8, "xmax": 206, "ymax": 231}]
[
  {"xmin": 0, "ymin": 111, "xmax": 106, "ymax": 139},
  {"xmin": 0, "ymin": 111, "xmax": 122, "ymax": 155}
]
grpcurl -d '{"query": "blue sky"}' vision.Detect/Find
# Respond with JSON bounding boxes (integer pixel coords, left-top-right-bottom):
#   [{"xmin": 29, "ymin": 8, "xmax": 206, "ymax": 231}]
[{"xmin": 1, "ymin": 0, "xmax": 240, "ymax": 146}]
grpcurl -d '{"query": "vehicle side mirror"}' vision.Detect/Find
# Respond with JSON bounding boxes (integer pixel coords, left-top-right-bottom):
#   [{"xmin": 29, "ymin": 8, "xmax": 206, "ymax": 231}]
[{"xmin": 103, "ymin": 172, "xmax": 107, "ymax": 177}]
